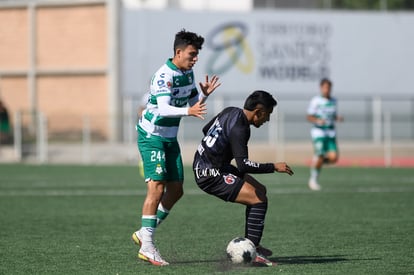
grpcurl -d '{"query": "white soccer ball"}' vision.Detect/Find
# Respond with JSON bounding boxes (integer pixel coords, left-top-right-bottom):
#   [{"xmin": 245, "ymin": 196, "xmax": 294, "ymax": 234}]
[{"xmin": 226, "ymin": 237, "xmax": 257, "ymax": 264}]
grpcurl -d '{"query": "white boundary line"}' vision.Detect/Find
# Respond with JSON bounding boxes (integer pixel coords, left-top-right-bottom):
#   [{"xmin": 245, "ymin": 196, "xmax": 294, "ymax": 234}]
[{"xmin": 0, "ymin": 187, "xmax": 413, "ymax": 197}]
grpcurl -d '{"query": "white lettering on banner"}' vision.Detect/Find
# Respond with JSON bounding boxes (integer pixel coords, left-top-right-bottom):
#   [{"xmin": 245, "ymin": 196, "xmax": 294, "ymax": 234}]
[
  {"xmin": 256, "ymin": 22, "xmax": 332, "ymax": 81},
  {"xmin": 125, "ymin": 10, "xmax": 414, "ymax": 96}
]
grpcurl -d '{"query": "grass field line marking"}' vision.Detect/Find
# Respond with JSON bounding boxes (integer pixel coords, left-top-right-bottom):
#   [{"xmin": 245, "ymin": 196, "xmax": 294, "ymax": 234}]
[{"xmin": 0, "ymin": 186, "xmax": 413, "ymax": 197}]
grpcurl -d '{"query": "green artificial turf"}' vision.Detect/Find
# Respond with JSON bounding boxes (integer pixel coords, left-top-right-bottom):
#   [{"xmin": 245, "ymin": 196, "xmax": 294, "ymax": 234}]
[{"xmin": 0, "ymin": 164, "xmax": 413, "ymax": 274}]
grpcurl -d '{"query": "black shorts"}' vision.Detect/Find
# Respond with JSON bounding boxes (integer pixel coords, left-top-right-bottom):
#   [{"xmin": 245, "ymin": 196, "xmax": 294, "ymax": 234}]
[{"xmin": 193, "ymin": 164, "xmax": 245, "ymax": 202}]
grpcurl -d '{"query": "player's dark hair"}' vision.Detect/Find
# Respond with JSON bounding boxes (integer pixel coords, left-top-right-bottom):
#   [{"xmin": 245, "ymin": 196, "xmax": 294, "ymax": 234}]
[
  {"xmin": 173, "ymin": 29, "xmax": 204, "ymax": 54},
  {"xmin": 243, "ymin": 90, "xmax": 277, "ymax": 111},
  {"xmin": 320, "ymin": 78, "xmax": 332, "ymax": 87}
]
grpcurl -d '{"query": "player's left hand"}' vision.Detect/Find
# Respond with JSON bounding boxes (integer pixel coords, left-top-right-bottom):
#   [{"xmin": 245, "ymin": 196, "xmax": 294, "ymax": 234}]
[
  {"xmin": 337, "ymin": 116, "xmax": 344, "ymax": 122},
  {"xmin": 199, "ymin": 75, "xmax": 221, "ymax": 97},
  {"xmin": 274, "ymin": 162, "xmax": 294, "ymax": 176}
]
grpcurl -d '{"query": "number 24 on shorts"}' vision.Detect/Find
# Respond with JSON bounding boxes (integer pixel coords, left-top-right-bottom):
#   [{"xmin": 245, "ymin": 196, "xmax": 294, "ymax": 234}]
[{"xmin": 150, "ymin": 151, "xmax": 165, "ymax": 162}]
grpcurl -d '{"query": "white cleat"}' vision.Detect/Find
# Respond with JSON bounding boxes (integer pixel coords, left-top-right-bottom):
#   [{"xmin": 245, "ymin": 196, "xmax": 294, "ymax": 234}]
[
  {"xmin": 308, "ymin": 178, "xmax": 321, "ymax": 191},
  {"xmin": 131, "ymin": 230, "xmax": 143, "ymax": 247},
  {"xmin": 138, "ymin": 245, "xmax": 169, "ymax": 266}
]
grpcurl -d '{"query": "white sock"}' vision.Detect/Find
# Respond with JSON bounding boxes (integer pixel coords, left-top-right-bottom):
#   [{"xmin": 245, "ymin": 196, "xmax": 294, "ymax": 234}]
[
  {"xmin": 156, "ymin": 203, "xmax": 170, "ymax": 226},
  {"xmin": 310, "ymin": 168, "xmax": 319, "ymax": 180},
  {"xmin": 140, "ymin": 215, "xmax": 157, "ymax": 245}
]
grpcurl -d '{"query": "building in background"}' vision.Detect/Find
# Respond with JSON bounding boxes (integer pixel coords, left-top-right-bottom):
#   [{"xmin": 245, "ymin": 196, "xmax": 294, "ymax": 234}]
[{"xmin": 0, "ymin": 0, "xmax": 120, "ymax": 142}]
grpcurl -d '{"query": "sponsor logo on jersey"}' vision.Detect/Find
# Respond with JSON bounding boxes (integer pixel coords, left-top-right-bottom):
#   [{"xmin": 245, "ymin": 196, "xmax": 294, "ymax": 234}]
[
  {"xmin": 224, "ymin": 174, "xmax": 236, "ymax": 185},
  {"xmin": 244, "ymin": 159, "xmax": 260, "ymax": 168},
  {"xmin": 157, "ymin": 79, "xmax": 165, "ymax": 87},
  {"xmin": 194, "ymin": 162, "xmax": 220, "ymax": 179},
  {"xmin": 172, "ymin": 89, "xmax": 180, "ymax": 96},
  {"xmin": 167, "ymin": 81, "xmax": 172, "ymax": 88},
  {"xmin": 197, "ymin": 144, "xmax": 205, "ymax": 155}
]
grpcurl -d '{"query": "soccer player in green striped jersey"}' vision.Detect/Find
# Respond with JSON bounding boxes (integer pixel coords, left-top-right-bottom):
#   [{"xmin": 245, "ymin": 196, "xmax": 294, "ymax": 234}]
[
  {"xmin": 307, "ymin": 78, "xmax": 343, "ymax": 191},
  {"xmin": 132, "ymin": 29, "xmax": 221, "ymax": 266}
]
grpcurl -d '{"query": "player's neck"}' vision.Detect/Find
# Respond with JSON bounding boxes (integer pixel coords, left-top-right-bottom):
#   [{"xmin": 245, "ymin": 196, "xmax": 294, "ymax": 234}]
[
  {"xmin": 171, "ymin": 58, "xmax": 186, "ymax": 72},
  {"xmin": 243, "ymin": 109, "xmax": 254, "ymax": 124}
]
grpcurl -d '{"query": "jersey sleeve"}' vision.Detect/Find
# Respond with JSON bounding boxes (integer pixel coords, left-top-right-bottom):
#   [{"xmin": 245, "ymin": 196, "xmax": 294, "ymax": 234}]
[
  {"xmin": 157, "ymin": 96, "xmax": 188, "ymax": 117},
  {"xmin": 150, "ymin": 71, "xmax": 173, "ymax": 98},
  {"xmin": 151, "ymin": 71, "xmax": 188, "ymax": 117},
  {"xmin": 307, "ymin": 97, "xmax": 318, "ymax": 116},
  {"xmin": 230, "ymin": 121, "xmax": 274, "ymax": 174}
]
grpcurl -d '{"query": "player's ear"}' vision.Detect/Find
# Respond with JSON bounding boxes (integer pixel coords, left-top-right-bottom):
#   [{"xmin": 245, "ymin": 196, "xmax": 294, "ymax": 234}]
[{"xmin": 253, "ymin": 108, "xmax": 262, "ymax": 117}]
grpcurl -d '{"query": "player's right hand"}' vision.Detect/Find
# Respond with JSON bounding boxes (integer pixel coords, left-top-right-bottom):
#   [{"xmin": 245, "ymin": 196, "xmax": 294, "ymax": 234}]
[
  {"xmin": 274, "ymin": 162, "xmax": 294, "ymax": 176},
  {"xmin": 316, "ymin": 118, "xmax": 325, "ymax": 125},
  {"xmin": 188, "ymin": 101, "xmax": 207, "ymax": 120}
]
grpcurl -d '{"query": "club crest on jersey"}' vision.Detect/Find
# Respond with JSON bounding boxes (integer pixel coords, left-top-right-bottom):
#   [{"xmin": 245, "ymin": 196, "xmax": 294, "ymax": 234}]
[
  {"xmin": 155, "ymin": 164, "xmax": 163, "ymax": 175},
  {"xmin": 167, "ymin": 81, "xmax": 172, "ymax": 88},
  {"xmin": 224, "ymin": 174, "xmax": 236, "ymax": 185}
]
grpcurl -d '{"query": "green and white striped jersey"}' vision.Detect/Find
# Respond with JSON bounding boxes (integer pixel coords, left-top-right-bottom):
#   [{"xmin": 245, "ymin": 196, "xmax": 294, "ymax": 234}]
[
  {"xmin": 139, "ymin": 59, "xmax": 200, "ymax": 139},
  {"xmin": 307, "ymin": 95, "xmax": 337, "ymax": 130}
]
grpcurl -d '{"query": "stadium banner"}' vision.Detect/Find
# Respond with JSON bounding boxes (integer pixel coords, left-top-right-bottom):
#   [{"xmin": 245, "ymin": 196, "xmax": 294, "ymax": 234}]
[{"xmin": 122, "ymin": 9, "xmax": 414, "ymax": 96}]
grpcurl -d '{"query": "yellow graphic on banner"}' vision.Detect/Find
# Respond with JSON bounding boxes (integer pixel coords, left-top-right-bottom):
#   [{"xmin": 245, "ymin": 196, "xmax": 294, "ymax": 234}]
[{"xmin": 206, "ymin": 23, "xmax": 254, "ymax": 75}]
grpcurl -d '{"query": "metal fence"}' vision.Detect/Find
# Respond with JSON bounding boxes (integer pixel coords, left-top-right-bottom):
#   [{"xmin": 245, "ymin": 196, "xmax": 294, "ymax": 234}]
[
  {"xmin": 5, "ymin": 94, "xmax": 414, "ymax": 163},
  {"xmin": 124, "ymin": 94, "xmax": 414, "ymax": 143}
]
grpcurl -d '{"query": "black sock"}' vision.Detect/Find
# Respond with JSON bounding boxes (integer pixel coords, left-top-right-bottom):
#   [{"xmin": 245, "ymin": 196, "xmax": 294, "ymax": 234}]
[{"xmin": 245, "ymin": 202, "xmax": 268, "ymax": 246}]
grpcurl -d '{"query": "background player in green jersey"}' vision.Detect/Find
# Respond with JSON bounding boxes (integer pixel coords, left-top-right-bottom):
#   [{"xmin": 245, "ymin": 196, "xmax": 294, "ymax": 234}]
[
  {"xmin": 132, "ymin": 30, "xmax": 221, "ymax": 266},
  {"xmin": 307, "ymin": 78, "xmax": 343, "ymax": 191}
]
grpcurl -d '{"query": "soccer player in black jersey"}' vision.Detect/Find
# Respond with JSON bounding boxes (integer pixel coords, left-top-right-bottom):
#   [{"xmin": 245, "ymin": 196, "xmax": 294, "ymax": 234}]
[{"xmin": 193, "ymin": 90, "xmax": 294, "ymax": 266}]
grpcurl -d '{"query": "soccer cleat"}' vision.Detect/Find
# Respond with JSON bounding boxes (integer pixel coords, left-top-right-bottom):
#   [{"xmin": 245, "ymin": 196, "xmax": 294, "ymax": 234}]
[
  {"xmin": 308, "ymin": 178, "xmax": 321, "ymax": 191},
  {"xmin": 256, "ymin": 245, "xmax": 273, "ymax": 257},
  {"xmin": 138, "ymin": 246, "xmax": 169, "ymax": 266},
  {"xmin": 131, "ymin": 230, "xmax": 143, "ymax": 247},
  {"xmin": 252, "ymin": 253, "xmax": 277, "ymax": 267}
]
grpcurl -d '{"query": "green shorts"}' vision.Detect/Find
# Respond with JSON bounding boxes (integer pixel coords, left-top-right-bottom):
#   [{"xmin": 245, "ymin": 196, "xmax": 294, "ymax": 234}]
[
  {"xmin": 313, "ymin": 136, "xmax": 338, "ymax": 156},
  {"xmin": 137, "ymin": 126, "xmax": 184, "ymax": 182}
]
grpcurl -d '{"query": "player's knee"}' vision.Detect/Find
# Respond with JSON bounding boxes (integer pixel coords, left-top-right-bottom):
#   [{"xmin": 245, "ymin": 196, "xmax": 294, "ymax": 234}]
[
  {"xmin": 165, "ymin": 183, "xmax": 184, "ymax": 202},
  {"xmin": 176, "ymin": 187, "xmax": 184, "ymax": 200},
  {"xmin": 329, "ymin": 154, "xmax": 339, "ymax": 163},
  {"xmin": 255, "ymin": 190, "xmax": 267, "ymax": 203},
  {"xmin": 148, "ymin": 180, "xmax": 165, "ymax": 195}
]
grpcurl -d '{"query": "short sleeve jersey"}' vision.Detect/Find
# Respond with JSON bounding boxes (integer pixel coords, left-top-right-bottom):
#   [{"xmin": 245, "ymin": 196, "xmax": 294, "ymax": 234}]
[
  {"xmin": 139, "ymin": 59, "xmax": 198, "ymax": 139},
  {"xmin": 307, "ymin": 95, "xmax": 338, "ymax": 129},
  {"xmin": 194, "ymin": 107, "xmax": 274, "ymax": 174}
]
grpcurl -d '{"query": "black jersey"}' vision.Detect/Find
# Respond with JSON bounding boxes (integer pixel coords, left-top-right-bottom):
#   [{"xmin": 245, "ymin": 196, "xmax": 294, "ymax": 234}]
[{"xmin": 194, "ymin": 107, "xmax": 274, "ymax": 175}]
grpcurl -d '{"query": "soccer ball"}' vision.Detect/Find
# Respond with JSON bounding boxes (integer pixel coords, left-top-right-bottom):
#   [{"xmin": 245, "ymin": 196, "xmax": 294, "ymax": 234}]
[{"xmin": 226, "ymin": 237, "xmax": 257, "ymax": 264}]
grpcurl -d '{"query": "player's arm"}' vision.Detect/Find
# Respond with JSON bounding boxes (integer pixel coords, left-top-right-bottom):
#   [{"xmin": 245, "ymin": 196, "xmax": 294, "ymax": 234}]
[
  {"xmin": 157, "ymin": 95, "xmax": 207, "ymax": 119},
  {"xmin": 153, "ymin": 72, "xmax": 207, "ymax": 119},
  {"xmin": 334, "ymin": 103, "xmax": 344, "ymax": 122},
  {"xmin": 230, "ymin": 125, "xmax": 275, "ymax": 174},
  {"xmin": 188, "ymin": 75, "xmax": 221, "ymax": 107},
  {"xmin": 307, "ymin": 114, "xmax": 325, "ymax": 125},
  {"xmin": 157, "ymin": 95, "xmax": 189, "ymax": 117},
  {"xmin": 306, "ymin": 99, "xmax": 325, "ymax": 125}
]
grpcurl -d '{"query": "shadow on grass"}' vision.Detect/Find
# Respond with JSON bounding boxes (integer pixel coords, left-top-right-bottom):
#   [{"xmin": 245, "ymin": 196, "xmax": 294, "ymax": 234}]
[
  {"xmin": 170, "ymin": 255, "xmax": 381, "ymax": 270},
  {"xmin": 271, "ymin": 255, "xmax": 380, "ymax": 265},
  {"xmin": 170, "ymin": 258, "xmax": 225, "ymax": 265}
]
